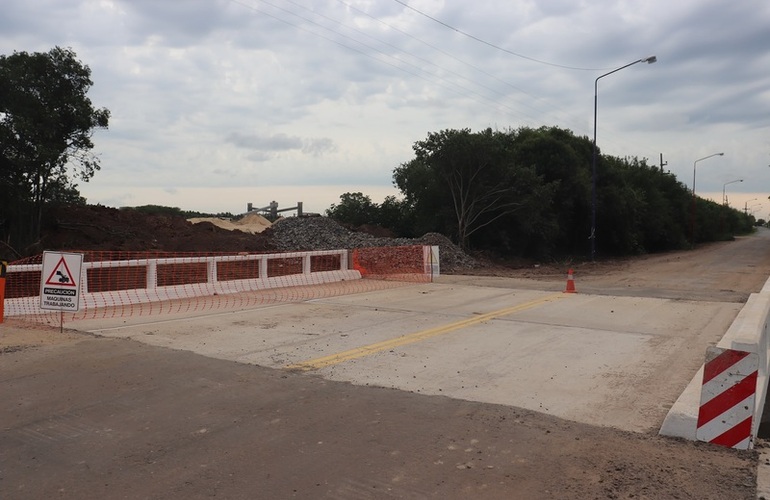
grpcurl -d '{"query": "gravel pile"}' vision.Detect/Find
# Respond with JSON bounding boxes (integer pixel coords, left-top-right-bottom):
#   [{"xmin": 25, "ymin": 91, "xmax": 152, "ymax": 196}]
[{"xmin": 268, "ymin": 217, "xmax": 480, "ymax": 273}]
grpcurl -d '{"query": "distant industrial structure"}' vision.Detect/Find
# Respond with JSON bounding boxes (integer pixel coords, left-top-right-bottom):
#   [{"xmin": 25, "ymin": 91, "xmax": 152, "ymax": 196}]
[{"xmin": 246, "ymin": 201, "xmax": 304, "ymax": 221}]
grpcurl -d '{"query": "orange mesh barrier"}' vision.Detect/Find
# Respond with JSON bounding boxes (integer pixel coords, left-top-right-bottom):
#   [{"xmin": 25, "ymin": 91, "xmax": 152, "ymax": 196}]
[
  {"xmin": 3, "ymin": 246, "xmax": 435, "ymax": 326},
  {"xmin": 352, "ymin": 245, "xmax": 435, "ymax": 281}
]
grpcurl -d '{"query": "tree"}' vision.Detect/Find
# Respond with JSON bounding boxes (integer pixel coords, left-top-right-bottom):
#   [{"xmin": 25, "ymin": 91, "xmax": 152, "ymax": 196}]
[
  {"xmin": 509, "ymin": 126, "xmax": 591, "ymax": 255},
  {"xmin": 378, "ymin": 195, "xmax": 416, "ymax": 237},
  {"xmin": 325, "ymin": 192, "xmax": 379, "ymax": 227},
  {"xmin": 396, "ymin": 128, "xmax": 538, "ymax": 250},
  {"xmin": 390, "ymin": 124, "xmax": 761, "ymax": 260},
  {"xmin": 0, "ymin": 46, "xmax": 109, "ymax": 258}
]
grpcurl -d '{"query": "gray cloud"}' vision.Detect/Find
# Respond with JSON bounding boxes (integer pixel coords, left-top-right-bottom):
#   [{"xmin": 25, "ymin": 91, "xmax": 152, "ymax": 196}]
[
  {"xmin": 302, "ymin": 137, "xmax": 336, "ymax": 157},
  {"xmin": 225, "ymin": 132, "xmax": 336, "ymax": 160},
  {"xmin": 3, "ymin": 0, "xmax": 770, "ymax": 214},
  {"xmin": 226, "ymin": 132, "xmax": 303, "ymax": 151}
]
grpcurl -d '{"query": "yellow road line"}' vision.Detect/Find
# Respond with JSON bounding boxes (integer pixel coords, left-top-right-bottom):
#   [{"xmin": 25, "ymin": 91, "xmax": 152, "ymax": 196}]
[{"xmin": 286, "ymin": 292, "xmax": 566, "ymax": 372}]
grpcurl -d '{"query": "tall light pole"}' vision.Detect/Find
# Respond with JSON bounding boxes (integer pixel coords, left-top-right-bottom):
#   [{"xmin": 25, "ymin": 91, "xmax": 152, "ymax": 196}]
[
  {"xmin": 690, "ymin": 152, "xmax": 725, "ymax": 244},
  {"xmin": 591, "ymin": 55, "xmax": 657, "ymax": 261},
  {"xmin": 692, "ymin": 153, "xmax": 724, "ymax": 196},
  {"xmin": 722, "ymin": 179, "xmax": 743, "ymax": 205}
]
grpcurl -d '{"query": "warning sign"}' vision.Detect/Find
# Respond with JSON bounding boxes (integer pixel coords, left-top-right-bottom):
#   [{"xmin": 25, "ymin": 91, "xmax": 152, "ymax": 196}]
[
  {"xmin": 45, "ymin": 256, "xmax": 77, "ymax": 286},
  {"xmin": 40, "ymin": 251, "xmax": 84, "ymax": 311}
]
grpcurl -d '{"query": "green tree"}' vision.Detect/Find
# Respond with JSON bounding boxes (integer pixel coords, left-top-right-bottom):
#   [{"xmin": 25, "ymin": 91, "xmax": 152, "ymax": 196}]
[
  {"xmin": 509, "ymin": 126, "xmax": 591, "ymax": 255},
  {"xmin": 378, "ymin": 195, "xmax": 416, "ymax": 237},
  {"xmin": 0, "ymin": 46, "xmax": 109, "ymax": 258},
  {"xmin": 620, "ymin": 158, "xmax": 690, "ymax": 252},
  {"xmin": 396, "ymin": 128, "xmax": 539, "ymax": 250},
  {"xmin": 391, "ymin": 124, "xmax": 751, "ymax": 260},
  {"xmin": 393, "ymin": 153, "xmax": 454, "ymax": 238},
  {"xmin": 326, "ymin": 192, "xmax": 379, "ymax": 227}
]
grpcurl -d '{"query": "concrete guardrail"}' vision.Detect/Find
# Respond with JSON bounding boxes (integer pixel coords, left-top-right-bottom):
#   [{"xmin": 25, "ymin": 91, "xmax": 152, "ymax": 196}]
[{"xmin": 659, "ymin": 276, "xmax": 770, "ymax": 446}]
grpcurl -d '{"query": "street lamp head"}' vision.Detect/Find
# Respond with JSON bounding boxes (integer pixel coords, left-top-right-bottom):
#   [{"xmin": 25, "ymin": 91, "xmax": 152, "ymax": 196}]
[
  {"xmin": 642, "ymin": 55, "xmax": 657, "ymax": 64},
  {"xmin": 717, "ymin": 152, "xmax": 724, "ymax": 156}
]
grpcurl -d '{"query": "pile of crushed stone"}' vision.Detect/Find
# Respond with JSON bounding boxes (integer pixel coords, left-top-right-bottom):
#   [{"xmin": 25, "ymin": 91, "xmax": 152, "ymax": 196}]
[{"xmin": 267, "ymin": 217, "xmax": 480, "ymax": 273}]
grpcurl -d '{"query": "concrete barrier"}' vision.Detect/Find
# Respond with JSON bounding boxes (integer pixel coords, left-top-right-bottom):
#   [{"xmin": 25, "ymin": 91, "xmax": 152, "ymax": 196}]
[
  {"xmin": 660, "ymin": 276, "xmax": 770, "ymax": 446},
  {"xmin": 3, "ymin": 246, "xmax": 440, "ymax": 319},
  {"xmin": 4, "ymin": 250, "xmax": 359, "ymax": 317}
]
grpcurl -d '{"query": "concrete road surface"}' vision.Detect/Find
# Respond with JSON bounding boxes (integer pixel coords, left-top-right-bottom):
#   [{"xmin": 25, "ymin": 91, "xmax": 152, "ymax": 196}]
[{"xmin": 75, "ymin": 279, "xmax": 740, "ymax": 433}]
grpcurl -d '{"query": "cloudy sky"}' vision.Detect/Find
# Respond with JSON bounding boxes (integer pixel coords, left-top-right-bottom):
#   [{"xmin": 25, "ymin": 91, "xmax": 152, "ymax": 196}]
[{"xmin": 3, "ymin": 0, "xmax": 770, "ymax": 216}]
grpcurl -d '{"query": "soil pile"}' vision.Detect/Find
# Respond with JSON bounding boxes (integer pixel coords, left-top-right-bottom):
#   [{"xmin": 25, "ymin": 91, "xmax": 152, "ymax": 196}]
[{"xmin": 32, "ymin": 204, "xmax": 275, "ymax": 256}]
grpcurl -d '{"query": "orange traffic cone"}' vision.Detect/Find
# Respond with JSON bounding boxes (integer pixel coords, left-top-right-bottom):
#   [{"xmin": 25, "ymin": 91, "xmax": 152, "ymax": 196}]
[{"xmin": 563, "ymin": 269, "xmax": 577, "ymax": 293}]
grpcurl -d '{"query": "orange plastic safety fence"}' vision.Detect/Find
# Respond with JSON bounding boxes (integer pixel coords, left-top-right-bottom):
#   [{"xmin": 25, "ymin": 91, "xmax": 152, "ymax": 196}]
[
  {"xmin": 4, "ymin": 246, "xmax": 433, "ymax": 326},
  {"xmin": 351, "ymin": 245, "xmax": 434, "ymax": 280}
]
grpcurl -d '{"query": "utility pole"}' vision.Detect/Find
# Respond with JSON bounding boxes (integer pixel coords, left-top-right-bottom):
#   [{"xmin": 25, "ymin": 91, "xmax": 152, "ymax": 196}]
[{"xmin": 659, "ymin": 153, "xmax": 667, "ymax": 173}]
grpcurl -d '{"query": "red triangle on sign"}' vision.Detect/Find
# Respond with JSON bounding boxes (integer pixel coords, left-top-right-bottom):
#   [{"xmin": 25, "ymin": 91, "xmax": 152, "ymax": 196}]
[{"xmin": 45, "ymin": 256, "xmax": 77, "ymax": 287}]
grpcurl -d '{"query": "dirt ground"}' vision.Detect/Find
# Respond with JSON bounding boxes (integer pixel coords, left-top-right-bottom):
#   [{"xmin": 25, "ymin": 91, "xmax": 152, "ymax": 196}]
[
  {"xmin": 2, "ymin": 213, "xmax": 769, "ymax": 498},
  {"xmin": 0, "ymin": 322, "xmax": 758, "ymax": 500}
]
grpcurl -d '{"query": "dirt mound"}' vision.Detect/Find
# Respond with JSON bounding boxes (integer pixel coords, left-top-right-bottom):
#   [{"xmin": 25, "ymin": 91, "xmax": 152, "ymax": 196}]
[{"xmin": 34, "ymin": 204, "xmax": 275, "ymax": 255}]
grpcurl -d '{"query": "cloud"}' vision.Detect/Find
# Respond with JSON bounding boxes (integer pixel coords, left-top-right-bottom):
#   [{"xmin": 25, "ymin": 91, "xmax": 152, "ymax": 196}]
[
  {"xmin": 224, "ymin": 132, "xmax": 336, "ymax": 160},
  {"xmin": 302, "ymin": 138, "xmax": 336, "ymax": 156},
  {"xmin": 2, "ymin": 0, "xmax": 770, "ymax": 215},
  {"xmin": 226, "ymin": 132, "xmax": 302, "ymax": 151}
]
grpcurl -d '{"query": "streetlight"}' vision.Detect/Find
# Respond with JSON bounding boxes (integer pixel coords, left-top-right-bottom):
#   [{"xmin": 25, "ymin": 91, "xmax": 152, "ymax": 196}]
[
  {"xmin": 722, "ymin": 179, "xmax": 743, "ymax": 205},
  {"xmin": 591, "ymin": 55, "xmax": 657, "ymax": 261},
  {"xmin": 692, "ymin": 153, "xmax": 724, "ymax": 196},
  {"xmin": 690, "ymin": 152, "xmax": 724, "ymax": 244}
]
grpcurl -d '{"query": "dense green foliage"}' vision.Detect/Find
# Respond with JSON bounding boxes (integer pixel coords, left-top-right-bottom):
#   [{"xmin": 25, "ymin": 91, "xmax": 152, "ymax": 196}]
[
  {"xmin": 0, "ymin": 47, "xmax": 109, "ymax": 258},
  {"xmin": 328, "ymin": 126, "xmax": 754, "ymax": 260},
  {"xmin": 325, "ymin": 193, "xmax": 380, "ymax": 227}
]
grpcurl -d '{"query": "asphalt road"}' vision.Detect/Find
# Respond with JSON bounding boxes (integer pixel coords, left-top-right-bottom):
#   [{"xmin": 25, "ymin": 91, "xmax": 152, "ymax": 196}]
[{"xmin": 82, "ymin": 282, "xmax": 740, "ymax": 434}]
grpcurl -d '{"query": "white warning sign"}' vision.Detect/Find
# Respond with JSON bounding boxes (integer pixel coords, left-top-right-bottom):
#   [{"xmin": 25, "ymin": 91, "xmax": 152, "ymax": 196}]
[{"xmin": 40, "ymin": 251, "xmax": 84, "ymax": 311}]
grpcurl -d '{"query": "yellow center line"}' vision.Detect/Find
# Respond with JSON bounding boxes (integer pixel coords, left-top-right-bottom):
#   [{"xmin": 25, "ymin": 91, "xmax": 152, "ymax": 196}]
[{"xmin": 285, "ymin": 292, "xmax": 567, "ymax": 372}]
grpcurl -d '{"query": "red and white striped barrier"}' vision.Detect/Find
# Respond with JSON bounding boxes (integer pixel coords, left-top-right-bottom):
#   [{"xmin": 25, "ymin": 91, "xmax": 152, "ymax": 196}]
[{"xmin": 696, "ymin": 346, "xmax": 758, "ymax": 450}]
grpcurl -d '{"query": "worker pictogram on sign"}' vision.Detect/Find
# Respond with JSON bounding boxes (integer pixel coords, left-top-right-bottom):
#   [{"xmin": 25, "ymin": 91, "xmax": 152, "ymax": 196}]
[
  {"xmin": 44, "ymin": 256, "xmax": 77, "ymax": 286},
  {"xmin": 696, "ymin": 346, "xmax": 758, "ymax": 450}
]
